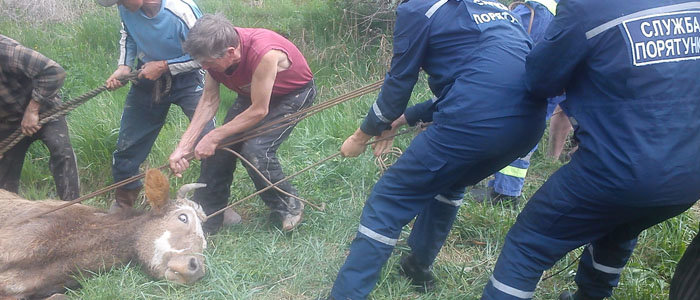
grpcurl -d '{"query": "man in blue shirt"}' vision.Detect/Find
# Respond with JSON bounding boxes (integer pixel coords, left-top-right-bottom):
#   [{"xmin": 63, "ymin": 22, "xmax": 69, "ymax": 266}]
[
  {"xmin": 328, "ymin": 0, "xmax": 545, "ymax": 298},
  {"xmin": 96, "ymin": 0, "xmax": 216, "ymax": 214},
  {"xmin": 483, "ymin": 1, "xmax": 700, "ymax": 299}
]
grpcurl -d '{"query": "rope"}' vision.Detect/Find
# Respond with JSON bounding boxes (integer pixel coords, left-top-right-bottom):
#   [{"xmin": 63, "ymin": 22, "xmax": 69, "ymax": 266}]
[
  {"xmin": 10, "ymin": 79, "xmax": 384, "ymax": 224},
  {"xmin": 0, "ymin": 71, "xmax": 140, "ymax": 157},
  {"xmin": 204, "ymin": 126, "xmax": 418, "ymax": 221},
  {"xmin": 374, "ymin": 147, "xmax": 403, "ymax": 173},
  {"xmin": 219, "ymin": 148, "xmax": 325, "ymax": 211}
]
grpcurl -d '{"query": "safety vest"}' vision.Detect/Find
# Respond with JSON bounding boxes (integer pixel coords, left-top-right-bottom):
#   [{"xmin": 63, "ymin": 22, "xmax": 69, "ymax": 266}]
[{"xmin": 527, "ymin": 0, "xmax": 557, "ymax": 15}]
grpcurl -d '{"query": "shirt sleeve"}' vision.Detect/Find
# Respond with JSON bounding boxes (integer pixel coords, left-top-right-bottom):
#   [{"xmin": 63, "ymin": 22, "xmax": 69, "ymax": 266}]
[
  {"xmin": 166, "ymin": 7, "xmax": 201, "ymax": 75},
  {"xmin": 360, "ymin": 5, "xmax": 431, "ymax": 136},
  {"xmin": 6, "ymin": 43, "xmax": 66, "ymax": 106},
  {"xmin": 525, "ymin": 0, "xmax": 588, "ymax": 98},
  {"xmin": 404, "ymin": 97, "xmax": 436, "ymax": 126},
  {"xmin": 118, "ymin": 22, "xmax": 137, "ymax": 67}
]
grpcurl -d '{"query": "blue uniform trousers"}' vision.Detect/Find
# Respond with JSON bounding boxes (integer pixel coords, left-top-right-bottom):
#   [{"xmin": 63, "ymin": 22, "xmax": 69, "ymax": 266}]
[
  {"xmin": 331, "ymin": 115, "xmax": 544, "ymax": 299},
  {"xmin": 112, "ymin": 71, "xmax": 214, "ymax": 189},
  {"xmin": 489, "ymin": 95, "xmax": 566, "ymax": 197},
  {"xmin": 483, "ymin": 161, "xmax": 696, "ymax": 299}
]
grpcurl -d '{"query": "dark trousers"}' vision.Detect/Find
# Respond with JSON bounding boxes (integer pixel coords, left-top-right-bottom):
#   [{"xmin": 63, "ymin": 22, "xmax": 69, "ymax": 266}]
[
  {"xmin": 670, "ymin": 226, "xmax": 700, "ymax": 300},
  {"xmin": 195, "ymin": 81, "xmax": 316, "ymax": 232},
  {"xmin": 0, "ymin": 116, "xmax": 80, "ymax": 200},
  {"xmin": 111, "ymin": 70, "xmax": 214, "ymax": 189},
  {"xmin": 483, "ymin": 159, "xmax": 697, "ymax": 299},
  {"xmin": 331, "ymin": 113, "xmax": 545, "ymax": 299}
]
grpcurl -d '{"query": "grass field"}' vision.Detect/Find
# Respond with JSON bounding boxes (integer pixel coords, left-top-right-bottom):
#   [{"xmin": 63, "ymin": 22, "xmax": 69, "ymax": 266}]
[{"xmin": 1, "ymin": 0, "xmax": 698, "ymax": 299}]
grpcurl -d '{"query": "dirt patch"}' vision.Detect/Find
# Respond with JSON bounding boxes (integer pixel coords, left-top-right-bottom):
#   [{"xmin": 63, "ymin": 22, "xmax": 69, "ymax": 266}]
[{"xmin": 1, "ymin": 0, "xmax": 97, "ymax": 24}]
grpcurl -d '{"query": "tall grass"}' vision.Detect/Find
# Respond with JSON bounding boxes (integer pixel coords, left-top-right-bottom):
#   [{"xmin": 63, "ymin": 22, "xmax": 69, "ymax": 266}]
[{"xmin": 1, "ymin": 0, "xmax": 697, "ymax": 299}]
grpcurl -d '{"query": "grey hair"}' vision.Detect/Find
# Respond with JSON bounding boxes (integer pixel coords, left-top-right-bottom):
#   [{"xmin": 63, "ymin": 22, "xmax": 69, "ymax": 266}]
[{"xmin": 184, "ymin": 13, "xmax": 240, "ymax": 61}]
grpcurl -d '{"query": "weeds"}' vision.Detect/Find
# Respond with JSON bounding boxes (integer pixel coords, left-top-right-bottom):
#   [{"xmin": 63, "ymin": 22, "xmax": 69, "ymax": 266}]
[{"xmin": 2, "ymin": 0, "xmax": 697, "ymax": 299}]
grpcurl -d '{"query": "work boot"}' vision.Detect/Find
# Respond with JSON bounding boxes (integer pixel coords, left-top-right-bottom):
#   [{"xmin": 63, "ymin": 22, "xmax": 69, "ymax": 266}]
[
  {"xmin": 399, "ymin": 254, "xmax": 435, "ymax": 292},
  {"xmin": 280, "ymin": 201, "xmax": 304, "ymax": 232},
  {"xmin": 108, "ymin": 187, "xmax": 141, "ymax": 214},
  {"xmin": 223, "ymin": 207, "xmax": 242, "ymax": 226},
  {"xmin": 469, "ymin": 186, "xmax": 519, "ymax": 206},
  {"xmin": 559, "ymin": 290, "xmax": 604, "ymax": 300}
]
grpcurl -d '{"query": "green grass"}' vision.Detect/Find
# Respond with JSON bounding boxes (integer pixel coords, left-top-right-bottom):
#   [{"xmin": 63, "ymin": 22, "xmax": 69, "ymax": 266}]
[{"xmin": 2, "ymin": 1, "xmax": 698, "ymax": 299}]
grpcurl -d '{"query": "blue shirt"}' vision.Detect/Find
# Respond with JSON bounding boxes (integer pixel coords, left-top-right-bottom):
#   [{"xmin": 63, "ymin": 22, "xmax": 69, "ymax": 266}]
[
  {"xmin": 361, "ymin": 0, "xmax": 543, "ymax": 136},
  {"xmin": 117, "ymin": 0, "xmax": 202, "ymax": 75},
  {"xmin": 527, "ymin": 0, "xmax": 700, "ymax": 205}
]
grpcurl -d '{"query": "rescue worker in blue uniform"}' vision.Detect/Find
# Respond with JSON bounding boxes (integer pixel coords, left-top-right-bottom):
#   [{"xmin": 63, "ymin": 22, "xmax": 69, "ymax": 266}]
[
  {"xmin": 482, "ymin": 1, "xmax": 700, "ymax": 299},
  {"xmin": 329, "ymin": 0, "xmax": 546, "ymax": 298},
  {"xmin": 472, "ymin": 0, "xmax": 567, "ymax": 204}
]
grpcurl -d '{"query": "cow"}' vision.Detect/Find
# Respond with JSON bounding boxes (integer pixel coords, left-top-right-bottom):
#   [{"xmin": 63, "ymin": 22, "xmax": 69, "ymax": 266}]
[{"xmin": 0, "ymin": 169, "xmax": 208, "ymax": 299}]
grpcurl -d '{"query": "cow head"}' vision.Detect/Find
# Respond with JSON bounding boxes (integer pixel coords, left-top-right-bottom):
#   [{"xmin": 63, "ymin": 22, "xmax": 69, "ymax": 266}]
[{"xmin": 136, "ymin": 170, "xmax": 208, "ymax": 284}]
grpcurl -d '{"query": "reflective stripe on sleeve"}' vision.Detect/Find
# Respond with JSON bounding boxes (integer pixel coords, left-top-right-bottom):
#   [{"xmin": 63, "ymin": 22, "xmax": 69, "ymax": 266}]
[
  {"xmin": 372, "ymin": 102, "xmax": 391, "ymax": 123},
  {"xmin": 490, "ymin": 275, "xmax": 535, "ymax": 299},
  {"xmin": 435, "ymin": 194, "xmax": 463, "ymax": 207},
  {"xmin": 498, "ymin": 165, "xmax": 528, "ymax": 178},
  {"xmin": 358, "ymin": 224, "xmax": 398, "ymax": 246}
]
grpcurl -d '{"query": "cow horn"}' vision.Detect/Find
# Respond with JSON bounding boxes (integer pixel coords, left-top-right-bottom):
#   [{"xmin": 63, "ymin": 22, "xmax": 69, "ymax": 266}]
[{"xmin": 177, "ymin": 183, "xmax": 207, "ymax": 200}]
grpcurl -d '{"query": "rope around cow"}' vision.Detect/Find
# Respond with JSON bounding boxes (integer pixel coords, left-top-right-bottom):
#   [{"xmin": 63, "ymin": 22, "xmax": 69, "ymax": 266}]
[{"xmin": 8, "ymin": 79, "xmax": 427, "ymax": 226}]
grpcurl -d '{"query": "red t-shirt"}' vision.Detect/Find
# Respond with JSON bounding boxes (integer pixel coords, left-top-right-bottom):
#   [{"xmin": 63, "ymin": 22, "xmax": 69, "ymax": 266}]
[{"xmin": 209, "ymin": 27, "xmax": 313, "ymax": 98}]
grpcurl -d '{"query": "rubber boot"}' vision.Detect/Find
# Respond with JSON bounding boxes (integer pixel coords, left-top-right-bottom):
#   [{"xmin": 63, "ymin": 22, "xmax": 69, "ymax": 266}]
[
  {"xmin": 399, "ymin": 254, "xmax": 436, "ymax": 292},
  {"xmin": 108, "ymin": 187, "xmax": 141, "ymax": 214}
]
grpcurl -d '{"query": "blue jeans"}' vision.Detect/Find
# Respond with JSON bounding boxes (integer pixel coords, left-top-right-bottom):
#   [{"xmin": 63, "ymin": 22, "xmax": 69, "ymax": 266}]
[{"xmin": 112, "ymin": 70, "xmax": 214, "ymax": 189}]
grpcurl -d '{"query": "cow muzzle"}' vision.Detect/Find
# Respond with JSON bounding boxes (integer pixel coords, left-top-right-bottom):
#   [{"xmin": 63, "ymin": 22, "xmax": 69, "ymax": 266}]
[{"xmin": 164, "ymin": 255, "xmax": 206, "ymax": 284}]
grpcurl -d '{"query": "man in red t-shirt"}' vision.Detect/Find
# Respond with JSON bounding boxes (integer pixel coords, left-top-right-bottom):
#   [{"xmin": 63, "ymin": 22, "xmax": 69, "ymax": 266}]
[{"xmin": 169, "ymin": 14, "xmax": 315, "ymax": 234}]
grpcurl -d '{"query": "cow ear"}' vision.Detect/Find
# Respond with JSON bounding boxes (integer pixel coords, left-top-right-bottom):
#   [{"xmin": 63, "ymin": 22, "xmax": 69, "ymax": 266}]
[{"xmin": 144, "ymin": 169, "xmax": 170, "ymax": 212}]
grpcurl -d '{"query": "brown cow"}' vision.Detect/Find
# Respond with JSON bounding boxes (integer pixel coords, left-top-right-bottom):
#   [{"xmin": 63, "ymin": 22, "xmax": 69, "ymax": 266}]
[{"xmin": 0, "ymin": 170, "xmax": 208, "ymax": 299}]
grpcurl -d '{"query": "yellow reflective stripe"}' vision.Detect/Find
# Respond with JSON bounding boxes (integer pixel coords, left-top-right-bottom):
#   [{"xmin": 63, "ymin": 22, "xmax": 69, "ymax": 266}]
[
  {"xmin": 499, "ymin": 166, "xmax": 528, "ymax": 178},
  {"xmin": 527, "ymin": 0, "xmax": 558, "ymax": 15}
]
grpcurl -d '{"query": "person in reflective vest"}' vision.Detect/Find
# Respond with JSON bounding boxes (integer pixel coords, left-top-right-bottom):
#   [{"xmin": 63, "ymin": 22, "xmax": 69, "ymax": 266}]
[
  {"xmin": 327, "ymin": 0, "xmax": 546, "ymax": 298},
  {"xmin": 483, "ymin": 1, "xmax": 700, "ymax": 299},
  {"xmin": 472, "ymin": 0, "xmax": 572, "ymax": 205}
]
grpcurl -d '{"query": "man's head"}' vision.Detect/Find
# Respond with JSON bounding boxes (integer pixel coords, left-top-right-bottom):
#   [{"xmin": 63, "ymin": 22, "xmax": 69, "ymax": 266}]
[
  {"xmin": 95, "ymin": 0, "xmax": 143, "ymax": 12},
  {"xmin": 184, "ymin": 14, "xmax": 241, "ymax": 73}
]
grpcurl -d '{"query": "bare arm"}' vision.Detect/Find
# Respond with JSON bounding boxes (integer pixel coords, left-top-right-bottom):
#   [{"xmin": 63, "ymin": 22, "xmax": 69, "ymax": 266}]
[
  {"xmin": 192, "ymin": 50, "xmax": 285, "ymax": 159},
  {"xmin": 169, "ymin": 72, "xmax": 221, "ymax": 176}
]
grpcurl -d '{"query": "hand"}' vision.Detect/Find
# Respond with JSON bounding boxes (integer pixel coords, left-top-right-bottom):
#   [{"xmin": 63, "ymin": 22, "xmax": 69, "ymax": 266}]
[
  {"xmin": 169, "ymin": 146, "xmax": 191, "ymax": 178},
  {"xmin": 21, "ymin": 100, "xmax": 41, "ymax": 136},
  {"xmin": 372, "ymin": 114, "xmax": 407, "ymax": 157},
  {"xmin": 341, "ymin": 128, "xmax": 372, "ymax": 157},
  {"xmin": 106, "ymin": 65, "xmax": 132, "ymax": 90},
  {"xmin": 139, "ymin": 60, "xmax": 168, "ymax": 81},
  {"xmin": 193, "ymin": 131, "xmax": 223, "ymax": 160}
]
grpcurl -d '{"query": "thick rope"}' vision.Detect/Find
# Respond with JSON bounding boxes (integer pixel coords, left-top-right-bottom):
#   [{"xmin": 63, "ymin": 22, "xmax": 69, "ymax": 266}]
[
  {"xmin": 9, "ymin": 79, "xmax": 384, "ymax": 224},
  {"xmin": 0, "ymin": 71, "xmax": 140, "ymax": 157},
  {"xmin": 204, "ymin": 126, "xmax": 419, "ymax": 221}
]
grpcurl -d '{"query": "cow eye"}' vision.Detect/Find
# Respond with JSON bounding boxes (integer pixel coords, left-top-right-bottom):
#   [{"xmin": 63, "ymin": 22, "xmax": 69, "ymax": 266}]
[{"xmin": 178, "ymin": 214, "xmax": 188, "ymax": 223}]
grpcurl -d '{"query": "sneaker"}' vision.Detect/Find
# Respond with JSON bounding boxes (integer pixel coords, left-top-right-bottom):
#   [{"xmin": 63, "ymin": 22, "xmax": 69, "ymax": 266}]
[
  {"xmin": 223, "ymin": 207, "xmax": 242, "ymax": 226},
  {"xmin": 399, "ymin": 254, "xmax": 435, "ymax": 292}
]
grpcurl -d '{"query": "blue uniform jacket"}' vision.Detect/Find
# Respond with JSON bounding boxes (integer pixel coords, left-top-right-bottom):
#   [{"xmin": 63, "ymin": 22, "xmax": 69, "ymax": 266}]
[
  {"xmin": 362, "ymin": 0, "xmax": 543, "ymax": 136},
  {"xmin": 527, "ymin": 0, "xmax": 700, "ymax": 206}
]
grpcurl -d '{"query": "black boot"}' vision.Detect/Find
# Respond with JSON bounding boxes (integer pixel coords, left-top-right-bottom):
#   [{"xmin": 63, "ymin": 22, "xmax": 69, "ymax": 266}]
[
  {"xmin": 470, "ymin": 186, "xmax": 520, "ymax": 206},
  {"xmin": 559, "ymin": 290, "xmax": 604, "ymax": 300},
  {"xmin": 399, "ymin": 254, "xmax": 435, "ymax": 292}
]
